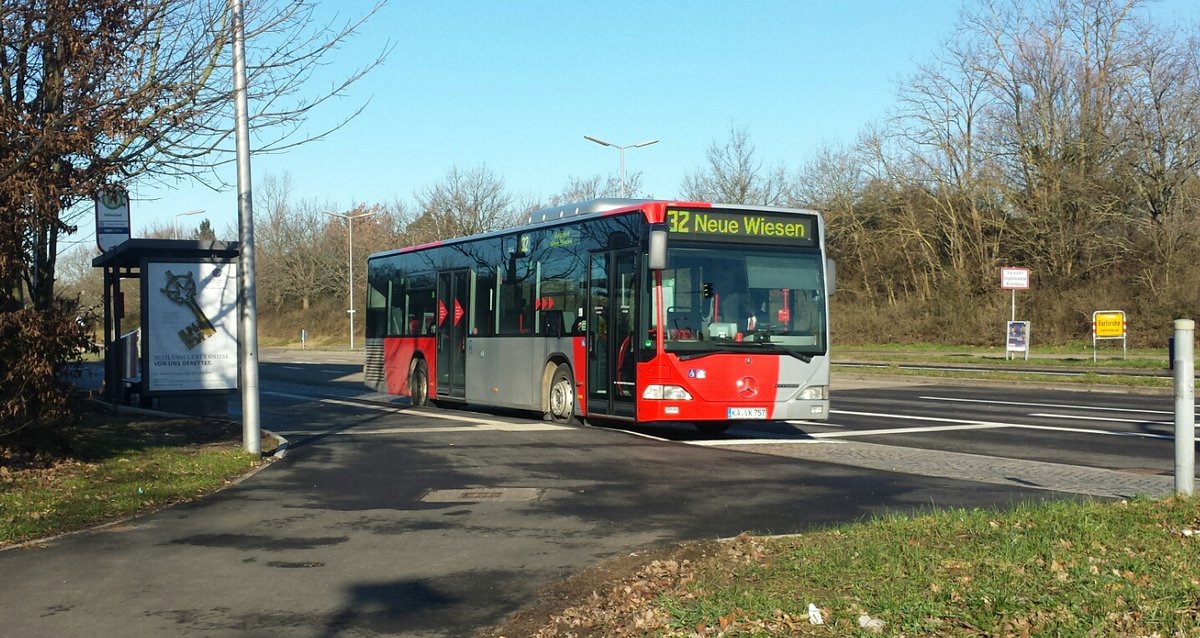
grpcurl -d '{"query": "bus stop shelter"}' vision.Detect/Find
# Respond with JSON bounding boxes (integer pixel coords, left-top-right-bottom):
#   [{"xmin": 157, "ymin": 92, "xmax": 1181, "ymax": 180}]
[{"xmin": 92, "ymin": 239, "xmax": 241, "ymax": 416}]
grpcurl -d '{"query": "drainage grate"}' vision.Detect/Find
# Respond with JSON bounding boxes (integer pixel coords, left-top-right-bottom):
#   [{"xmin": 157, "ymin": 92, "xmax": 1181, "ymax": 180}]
[{"xmin": 420, "ymin": 487, "xmax": 545, "ymax": 503}]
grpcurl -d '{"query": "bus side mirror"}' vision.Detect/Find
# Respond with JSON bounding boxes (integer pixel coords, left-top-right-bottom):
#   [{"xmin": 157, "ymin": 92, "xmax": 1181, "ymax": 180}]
[
  {"xmin": 648, "ymin": 224, "xmax": 667, "ymax": 270},
  {"xmin": 826, "ymin": 258, "xmax": 836, "ymax": 296}
]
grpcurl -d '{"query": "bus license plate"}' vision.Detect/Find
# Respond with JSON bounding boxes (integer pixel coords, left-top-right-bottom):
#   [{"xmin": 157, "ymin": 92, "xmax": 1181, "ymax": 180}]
[{"xmin": 727, "ymin": 407, "xmax": 767, "ymax": 419}]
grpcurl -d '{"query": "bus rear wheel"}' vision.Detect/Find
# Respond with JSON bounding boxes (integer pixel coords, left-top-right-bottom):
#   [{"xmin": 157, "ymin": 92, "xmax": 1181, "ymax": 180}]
[
  {"xmin": 546, "ymin": 363, "xmax": 575, "ymax": 424},
  {"xmin": 410, "ymin": 360, "xmax": 430, "ymax": 407}
]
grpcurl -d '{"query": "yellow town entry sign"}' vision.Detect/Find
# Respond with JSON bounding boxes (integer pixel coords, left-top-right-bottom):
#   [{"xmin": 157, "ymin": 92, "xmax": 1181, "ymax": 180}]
[{"xmin": 1092, "ymin": 310, "xmax": 1127, "ymax": 361}]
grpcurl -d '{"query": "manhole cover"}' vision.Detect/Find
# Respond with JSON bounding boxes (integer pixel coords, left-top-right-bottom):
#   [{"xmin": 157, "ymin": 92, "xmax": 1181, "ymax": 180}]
[{"xmin": 421, "ymin": 487, "xmax": 545, "ymax": 503}]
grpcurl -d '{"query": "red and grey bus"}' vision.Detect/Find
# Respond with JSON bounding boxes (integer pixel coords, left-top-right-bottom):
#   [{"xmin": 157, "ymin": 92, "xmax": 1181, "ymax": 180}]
[{"xmin": 363, "ymin": 198, "xmax": 832, "ymax": 433}]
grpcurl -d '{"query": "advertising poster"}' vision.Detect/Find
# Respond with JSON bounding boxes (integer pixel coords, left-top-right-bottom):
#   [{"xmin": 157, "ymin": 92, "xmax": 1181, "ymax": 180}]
[
  {"xmin": 145, "ymin": 260, "xmax": 238, "ymax": 392},
  {"xmin": 1006, "ymin": 320, "xmax": 1030, "ymax": 360}
]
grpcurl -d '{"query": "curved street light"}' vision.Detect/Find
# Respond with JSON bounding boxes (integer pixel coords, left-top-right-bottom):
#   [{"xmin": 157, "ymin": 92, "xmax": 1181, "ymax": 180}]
[
  {"xmin": 584, "ymin": 135, "xmax": 658, "ymax": 197},
  {"xmin": 323, "ymin": 210, "xmax": 379, "ymax": 350},
  {"xmin": 173, "ymin": 209, "xmax": 205, "ymax": 239}
]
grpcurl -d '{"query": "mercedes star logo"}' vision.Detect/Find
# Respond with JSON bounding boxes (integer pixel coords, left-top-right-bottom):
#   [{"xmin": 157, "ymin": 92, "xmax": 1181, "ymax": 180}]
[{"xmin": 737, "ymin": 376, "xmax": 759, "ymax": 398}]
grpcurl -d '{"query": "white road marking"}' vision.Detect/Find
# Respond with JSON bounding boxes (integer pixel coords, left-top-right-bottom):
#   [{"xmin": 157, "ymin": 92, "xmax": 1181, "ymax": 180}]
[
  {"xmin": 787, "ymin": 420, "xmax": 843, "ymax": 427},
  {"xmin": 698, "ymin": 438, "xmax": 830, "ymax": 446},
  {"xmin": 281, "ymin": 366, "xmax": 303, "ymax": 370},
  {"xmin": 1029, "ymin": 413, "xmax": 1173, "ymax": 426},
  {"xmin": 809, "ymin": 423, "xmax": 1007, "ymax": 438},
  {"xmin": 739, "ymin": 408, "xmax": 1187, "ymax": 443},
  {"xmin": 832, "ymin": 409, "xmax": 998, "ymax": 425},
  {"xmin": 276, "ymin": 423, "xmax": 569, "ymax": 436},
  {"xmin": 263, "ymin": 391, "xmax": 569, "ymax": 431},
  {"xmin": 919, "ymin": 395, "xmax": 1175, "ymax": 415}
]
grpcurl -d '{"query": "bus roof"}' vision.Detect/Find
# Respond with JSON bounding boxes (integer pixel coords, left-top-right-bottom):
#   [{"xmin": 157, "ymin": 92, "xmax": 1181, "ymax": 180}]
[
  {"xmin": 524, "ymin": 198, "xmax": 653, "ymax": 224},
  {"xmin": 367, "ymin": 198, "xmax": 821, "ymax": 261},
  {"xmin": 368, "ymin": 199, "xmax": 685, "ymax": 260}
]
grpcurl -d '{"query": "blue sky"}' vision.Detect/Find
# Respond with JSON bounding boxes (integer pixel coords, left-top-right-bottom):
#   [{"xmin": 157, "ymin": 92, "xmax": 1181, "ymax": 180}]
[{"xmin": 111, "ymin": 0, "xmax": 1196, "ymax": 241}]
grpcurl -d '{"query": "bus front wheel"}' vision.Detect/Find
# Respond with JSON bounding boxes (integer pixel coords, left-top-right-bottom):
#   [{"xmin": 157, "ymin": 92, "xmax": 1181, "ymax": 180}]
[
  {"xmin": 547, "ymin": 364, "xmax": 575, "ymax": 424},
  {"xmin": 410, "ymin": 360, "xmax": 430, "ymax": 407}
]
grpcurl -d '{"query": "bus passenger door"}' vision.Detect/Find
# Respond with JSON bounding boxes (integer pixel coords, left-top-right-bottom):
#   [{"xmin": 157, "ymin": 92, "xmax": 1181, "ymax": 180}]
[
  {"xmin": 436, "ymin": 270, "xmax": 469, "ymax": 400},
  {"xmin": 586, "ymin": 249, "xmax": 638, "ymax": 419}
]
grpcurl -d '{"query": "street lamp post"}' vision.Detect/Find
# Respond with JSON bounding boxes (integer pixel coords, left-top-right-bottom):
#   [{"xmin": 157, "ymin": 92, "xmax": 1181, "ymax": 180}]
[
  {"xmin": 584, "ymin": 135, "xmax": 659, "ymax": 197},
  {"xmin": 173, "ymin": 209, "xmax": 205, "ymax": 239},
  {"xmin": 323, "ymin": 210, "xmax": 379, "ymax": 350}
]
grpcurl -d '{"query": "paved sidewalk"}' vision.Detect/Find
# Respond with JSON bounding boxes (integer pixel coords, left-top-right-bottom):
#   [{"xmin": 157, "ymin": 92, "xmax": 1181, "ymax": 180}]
[{"xmin": 708, "ymin": 438, "xmax": 1174, "ymax": 500}]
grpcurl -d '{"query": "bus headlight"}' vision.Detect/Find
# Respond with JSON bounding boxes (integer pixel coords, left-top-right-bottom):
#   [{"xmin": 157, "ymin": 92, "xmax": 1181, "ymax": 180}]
[
  {"xmin": 799, "ymin": 386, "xmax": 828, "ymax": 401},
  {"xmin": 642, "ymin": 385, "xmax": 693, "ymax": 400}
]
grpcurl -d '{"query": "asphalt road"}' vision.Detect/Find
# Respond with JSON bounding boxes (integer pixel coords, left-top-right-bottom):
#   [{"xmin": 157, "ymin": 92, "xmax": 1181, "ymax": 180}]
[{"xmin": 0, "ymin": 353, "xmax": 1175, "ymax": 637}]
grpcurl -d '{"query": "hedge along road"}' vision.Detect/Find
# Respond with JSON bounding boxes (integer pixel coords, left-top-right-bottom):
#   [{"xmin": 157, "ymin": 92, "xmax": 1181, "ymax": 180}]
[{"xmin": 1, "ymin": 359, "xmax": 1063, "ymax": 638}]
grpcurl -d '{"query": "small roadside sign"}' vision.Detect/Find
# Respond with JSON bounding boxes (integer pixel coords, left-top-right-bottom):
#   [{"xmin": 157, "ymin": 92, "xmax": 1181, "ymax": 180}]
[
  {"xmin": 1092, "ymin": 310, "xmax": 1127, "ymax": 361},
  {"xmin": 1000, "ymin": 267, "xmax": 1030, "ymax": 290},
  {"xmin": 1093, "ymin": 311, "xmax": 1126, "ymax": 338},
  {"xmin": 95, "ymin": 186, "xmax": 130, "ymax": 252},
  {"xmin": 1006, "ymin": 320, "xmax": 1030, "ymax": 360},
  {"xmin": 999, "ymin": 267, "xmax": 1032, "ymax": 354}
]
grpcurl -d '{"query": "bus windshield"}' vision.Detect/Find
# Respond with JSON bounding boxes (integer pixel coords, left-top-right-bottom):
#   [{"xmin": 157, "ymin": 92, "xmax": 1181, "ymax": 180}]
[{"xmin": 656, "ymin": 244, "xmax": 827, "ymax": 357}]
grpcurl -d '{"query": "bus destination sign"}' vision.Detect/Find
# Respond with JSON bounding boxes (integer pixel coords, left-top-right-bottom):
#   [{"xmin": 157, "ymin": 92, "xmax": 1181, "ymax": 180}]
[{"xmin": 666, "ymin": 207, "xmax": 816, "ymax": 246}]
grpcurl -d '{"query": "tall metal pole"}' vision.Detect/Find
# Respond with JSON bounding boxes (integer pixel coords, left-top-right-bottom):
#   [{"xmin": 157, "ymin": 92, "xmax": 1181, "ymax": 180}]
[
  {"xmin": 348, "ymin": 219, "xmax": 355, "ymax": 350},
  {"xmin": 618, "ymin": 147, "xmax": 626, "ymax": 197},
  {"xmin": 232, "ymin": 0, "xmax": 260, "ymax": 454},
  {"xmin": 322, "ymin": 210, "xmax": 378, "ymax": 351},
  {"xmin": 1175, "ymin": 319, "xmax": 1195, "ymax": 496}
]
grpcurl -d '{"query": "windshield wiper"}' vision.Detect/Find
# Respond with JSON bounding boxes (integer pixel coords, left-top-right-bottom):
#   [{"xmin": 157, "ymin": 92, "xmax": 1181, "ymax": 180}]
[
  {"xmin": 780, "ymin": 346, "xmax": 814, "ymax": 363},
  {"xmin": 677, "ymin": 350, "xmax": 722, "ymax": 361}
]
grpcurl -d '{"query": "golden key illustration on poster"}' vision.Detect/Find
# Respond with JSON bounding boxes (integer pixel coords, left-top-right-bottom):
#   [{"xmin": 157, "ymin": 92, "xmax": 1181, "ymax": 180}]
[{"xmin": 161, "ymin": 270, "xmax": 216, "ymax": 349}]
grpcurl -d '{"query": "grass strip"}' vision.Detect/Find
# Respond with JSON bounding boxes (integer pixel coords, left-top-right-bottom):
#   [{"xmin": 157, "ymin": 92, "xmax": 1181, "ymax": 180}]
[
  {"xmin": 0, "ymin": 405, "xmax": 265, "ymax": 547},
  {"xmin": 633, "ymin": 498, "xmax": 1200, "ymax": 637}
]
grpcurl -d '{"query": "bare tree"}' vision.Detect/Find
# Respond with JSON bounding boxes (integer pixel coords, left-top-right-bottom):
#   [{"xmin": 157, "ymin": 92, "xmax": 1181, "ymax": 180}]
[
  {"xmin": 521, "ymin": 173, "xmax": 645, "ymax": 216},
  {"xmin": 793, "ymin": 144, "xmax": 882, "ymax": 300},
  {"xmin": 53, "ymin": 245, "xmax": 104, "ymax": 314},
  {"xmin": 681, "ymin": 125, "xmax": 788, "ymax": 205},
  {"xmin": 964, "ymin": 0, "xmax": 1141, "ymax": 286},
  {"xmin": 1115, "ymin": 26, "xmax": 1200, "ymax": 295},
  {"xmin": 893, "ymin": 31, "xmax": 1008, "ymax": 289},
  {"xmin": 253, "ymin": 174, "xmax": 340, "ymax": 311},
  {"xmin": 1, "ymin": 0, "xmax": 388, "ymax": 310},
  {"xmin": 0, "ymin": 0, "xmax": 386, "ymax": 448},
  {"xmin": 409, "ymin": 165, "xmax": 519, "ymax": 243}
]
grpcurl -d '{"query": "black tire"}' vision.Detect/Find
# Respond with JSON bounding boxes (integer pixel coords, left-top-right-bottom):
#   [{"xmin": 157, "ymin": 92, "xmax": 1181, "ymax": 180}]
[
  {"xmin": 695, "ymin": 422, "xmax": 731, "ymax": 434},
  {"xmin": 546, "ymin": 363, "xmax": 575, "ymax": 424},
  {"xmin": 410, "ymin": 360, "xmax": 430, "ymax": 407}
]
